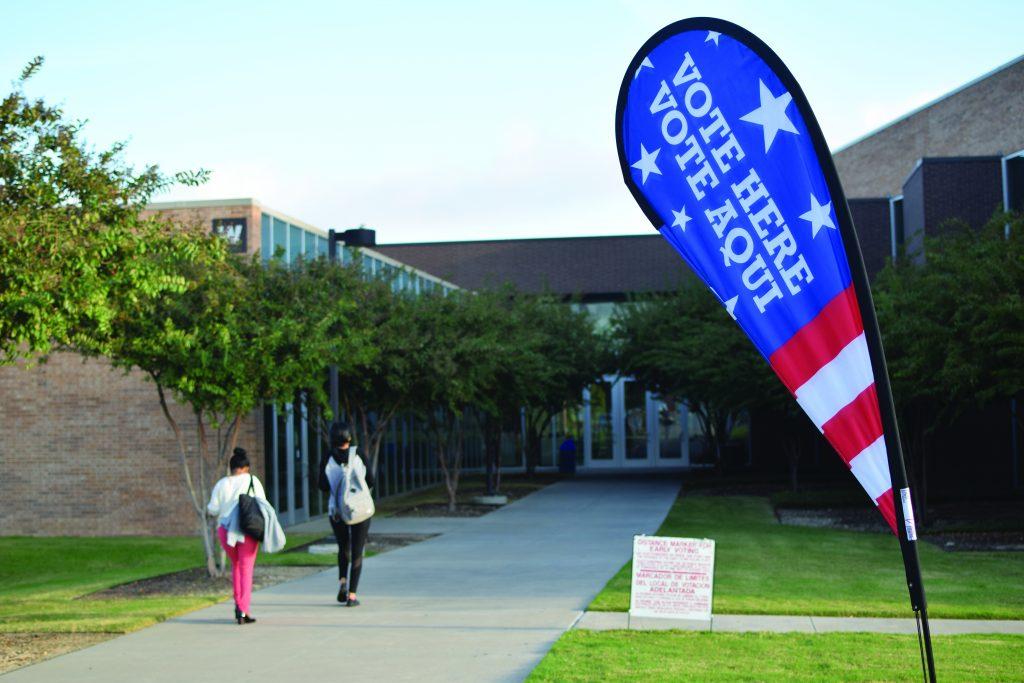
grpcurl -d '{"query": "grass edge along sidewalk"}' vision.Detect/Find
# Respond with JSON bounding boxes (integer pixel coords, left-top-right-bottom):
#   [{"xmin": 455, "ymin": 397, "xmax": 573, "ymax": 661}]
[
  {"xmin": 527, "ymin": 630, "xmax": 1024, "ymax": 682},
  {"xmin": 588, "ymin": 494, "xmax": 1024, "ymax": 619},
  {"xmin": 0, "ymin": 532, "xmax": 331, "ymax": 636}
]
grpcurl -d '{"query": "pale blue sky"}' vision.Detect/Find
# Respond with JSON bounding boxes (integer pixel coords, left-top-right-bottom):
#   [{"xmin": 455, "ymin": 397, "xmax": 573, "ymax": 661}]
[{"xmin": 3, "ymin": 1, "xmax": 1022, "ymax": 242}]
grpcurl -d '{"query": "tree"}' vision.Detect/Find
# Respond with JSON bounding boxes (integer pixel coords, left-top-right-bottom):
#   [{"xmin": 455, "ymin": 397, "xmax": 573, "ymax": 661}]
[
  {"xmin": 874, "ymin": 212, "xmax": 1024, "ymax": 517},
  {"xmin": 406, "ymin": 290, "xmax": 506, "ymax": 511},
  {"xmin": 613, "ymin": 285, "xmax": 778, "ymax": 472},
  {"xmin": 328, "ymin": 269, "xmax": 416, "ymax": 480},
  {"xmin": 0, "ymin": 57, "xmax": 206, "ymax": 364},
  {"xmin": 472, "ymin": 286, "xmax": 545, "ymax": 494},
  {"xmin": 519, "ymin": 297, "xmax": 603, "ymax": 476},
  {"xmin": 107, "ymin": 251, "xmax": 365, "ymax": 575}
]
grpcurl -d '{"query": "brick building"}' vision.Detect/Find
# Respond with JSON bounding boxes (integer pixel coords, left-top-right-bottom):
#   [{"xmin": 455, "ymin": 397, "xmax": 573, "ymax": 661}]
[
  {"xmin": 3, "ymin": 56, "xmax": 1022, "ymax": 537},
  {"xmin": 0, "ymin": 200, "xmax": 456, "ymax": 535},
  {"xmin": 376, "ymin": 54, "xmax": 1024, "ymax": 493}
]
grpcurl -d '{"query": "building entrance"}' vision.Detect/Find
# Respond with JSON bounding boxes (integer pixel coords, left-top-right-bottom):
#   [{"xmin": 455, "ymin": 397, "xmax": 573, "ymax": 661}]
[{"xmin": 581, "ymin": 376, "xmax": 692, "ymax": 470}]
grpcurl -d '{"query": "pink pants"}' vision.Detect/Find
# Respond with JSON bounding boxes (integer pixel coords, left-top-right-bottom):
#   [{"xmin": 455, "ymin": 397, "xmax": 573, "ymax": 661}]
[{"xmin": 217, "ymin": 526, "xmax": 260, "ymax": 614}]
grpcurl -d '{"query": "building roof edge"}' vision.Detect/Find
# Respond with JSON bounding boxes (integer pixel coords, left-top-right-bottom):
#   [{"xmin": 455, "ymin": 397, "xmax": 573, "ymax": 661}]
[{"xmin": 833, "ymin": 53, "xmax": 1024, "ymax": 154}]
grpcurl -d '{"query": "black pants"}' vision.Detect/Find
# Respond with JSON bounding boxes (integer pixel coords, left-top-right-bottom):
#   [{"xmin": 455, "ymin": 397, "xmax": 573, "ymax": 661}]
[{"xmin": 329, "ymin": 516, "xmax": 371, "ymax": 593}]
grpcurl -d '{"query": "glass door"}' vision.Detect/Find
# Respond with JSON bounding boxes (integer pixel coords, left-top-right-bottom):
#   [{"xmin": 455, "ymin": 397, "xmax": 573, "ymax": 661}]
[
  {"xmin": 623, "ymin": 380, "xmax": 650, "ymax": 466},
  {"xmin": 584, "ymin": 380, "xmax": 615, "ymax": 467}
]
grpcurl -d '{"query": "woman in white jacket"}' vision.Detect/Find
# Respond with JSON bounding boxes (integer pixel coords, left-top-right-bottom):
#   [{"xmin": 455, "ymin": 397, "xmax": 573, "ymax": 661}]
[{"xmin": 207, "ymin": 447, "xmax": 266, "ymax": 624}]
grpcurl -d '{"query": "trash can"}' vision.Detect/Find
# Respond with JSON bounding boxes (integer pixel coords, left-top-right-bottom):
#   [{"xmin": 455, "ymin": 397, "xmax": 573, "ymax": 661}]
[{"xmin": 558, "ymin": 436, "xmax": 577, "ymax": 475}]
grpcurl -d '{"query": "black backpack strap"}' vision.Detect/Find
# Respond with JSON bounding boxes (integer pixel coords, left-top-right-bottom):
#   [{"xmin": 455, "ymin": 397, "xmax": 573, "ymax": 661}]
[{"xmin": 248, "ymin": 474, "xmax": 255, "ymax": 496}]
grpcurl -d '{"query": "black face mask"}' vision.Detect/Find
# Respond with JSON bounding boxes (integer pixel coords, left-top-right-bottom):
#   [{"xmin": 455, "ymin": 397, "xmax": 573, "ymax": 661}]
[{"xmin": 332, "ymin": 448, "xmax": 350, "ymax": 465}]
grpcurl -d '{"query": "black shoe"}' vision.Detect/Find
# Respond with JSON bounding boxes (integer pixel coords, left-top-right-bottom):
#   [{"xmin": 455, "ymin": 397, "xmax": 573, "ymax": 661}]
[
  {"xmin": 234, "ymin": 605, "xmax": 242, "ymax": 623},
  {"xmin": 238, "ymin": 612, "xmax": 256, "ymax": 624},
  {"xmin": 346, "ymin": 598, "xmax": 360, "ymax": 607},
  {"xmin": 337, "ymin": 585, "xmax": 348, "ymax": 604}
]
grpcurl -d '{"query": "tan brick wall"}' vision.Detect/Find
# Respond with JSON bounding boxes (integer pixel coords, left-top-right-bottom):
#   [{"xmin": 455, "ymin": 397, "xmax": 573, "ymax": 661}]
[
  {"xmin": 834, "ymin": 58, "xmax": 1024, "ymax": 198},
  {"xmin": 0, "ymin": 352, "xmax": 264, "ymax": 536},
  {"xmin": 143, "ymin": 202, "xmax": 264, "ymax": 258}
]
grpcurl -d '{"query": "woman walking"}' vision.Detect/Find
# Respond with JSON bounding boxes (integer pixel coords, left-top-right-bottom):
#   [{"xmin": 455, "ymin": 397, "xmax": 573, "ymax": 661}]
[
  {"xmin": 319, "ymin": 422, "xmax": 374, "ymax": 606},
  {"xmin": 207, "ymin": 447, "xmax": 266, "ymax": 624}
]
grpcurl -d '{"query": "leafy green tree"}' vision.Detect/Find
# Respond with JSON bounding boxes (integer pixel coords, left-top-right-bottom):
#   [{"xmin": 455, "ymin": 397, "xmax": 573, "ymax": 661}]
[
  {"xmin": 874, "ymin": 212, "xmax": 1024, "ymax": 515},
  {"xmin": 519, "ymin": 296, "xmax": 603, "ymax": 476},
  {"xmin": 473, "ymin": 286, "xmax": 546, "ymax": 494},
  {"xmin": 107, "ymin": 251, "xmax": 364, "ymax": 575},
  {"xmin": 328, "ymin": 269, "xmax": 417, "ymax": 479},
  {"xmin": 0, "ymin": 58, "xmax": 206, "ymax": 363},
  {"xmin": 613, "ymin": 285, "xmax": 779, "ymax": 472},
  {"xmin": 406, "ymin": 290, "xmax": 505, "ymax": 511}
]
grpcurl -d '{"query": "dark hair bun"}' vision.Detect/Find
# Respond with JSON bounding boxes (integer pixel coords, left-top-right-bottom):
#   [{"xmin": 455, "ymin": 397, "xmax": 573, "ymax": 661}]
[{"xmin": 229, "ymin": 447, "xmax": 250, "ymax": 471}]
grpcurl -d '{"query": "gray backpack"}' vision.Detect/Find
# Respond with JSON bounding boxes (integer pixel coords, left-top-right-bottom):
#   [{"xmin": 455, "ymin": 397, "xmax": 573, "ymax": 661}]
[{"xmin": 339, "ymin": 451, "xmax": 375, "ymax": 525}]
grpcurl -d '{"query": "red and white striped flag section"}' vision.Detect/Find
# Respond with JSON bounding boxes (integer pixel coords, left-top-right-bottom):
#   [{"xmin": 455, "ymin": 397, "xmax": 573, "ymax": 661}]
[{"xmin": 770, "ymin": 287, "xmax": 896, "ymax": 532}]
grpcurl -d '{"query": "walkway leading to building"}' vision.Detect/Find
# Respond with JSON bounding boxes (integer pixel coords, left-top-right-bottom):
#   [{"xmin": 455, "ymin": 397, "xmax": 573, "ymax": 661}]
[{"xmin": 3, "ymin": 478, "xmax": 681, "ymax": 683}]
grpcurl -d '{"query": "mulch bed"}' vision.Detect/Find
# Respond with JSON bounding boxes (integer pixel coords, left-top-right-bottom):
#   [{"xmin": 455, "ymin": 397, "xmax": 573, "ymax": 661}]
[
  {"xmin": 84, "ymin": 564, "xmax": 322, "ymax": 599},
  {"xmin": 776, "ymin": 507, "xmax": 1024, "ymax": 551},
  {"xmin": 389, "ymin": 503, "xmax": 497, "ymax": 517},
  {"xmin": 0, "ymin": 633, "xmax": 115, "ymax": 675}
]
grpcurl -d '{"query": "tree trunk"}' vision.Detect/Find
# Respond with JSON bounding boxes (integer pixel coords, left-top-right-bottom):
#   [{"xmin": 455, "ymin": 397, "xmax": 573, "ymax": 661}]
[
  {"xmin": 436, "ymin": 431, "xmax": 457, "ymax": 513},
  {"xmin": 484, "ymin": 416, "xmax": 502, "ymax": 495},
  {"xmin": 153, "ymin": 380, "xmax": 220, "ymax": 579},
  {"xmin": 195, "ymin": 411, "xmax": 224, "ymax": 577}
]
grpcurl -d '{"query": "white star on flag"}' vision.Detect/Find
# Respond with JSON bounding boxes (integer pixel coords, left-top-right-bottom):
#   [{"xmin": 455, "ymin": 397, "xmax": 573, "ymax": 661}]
[
  {"xmin": 724, "ymin": 296, "xmax": 738, "ymax": 320},
  {"xmin": 631, "ymin": 144, "xmax": 662, "ymax": 185},
  {"xmin": 799, "ymin": 193, "xmax": 836, "ymax": 237},
  {"xmin": 740, "ymin": 79, "xmax": 799, "ymax": 152},
  {"xmin": 706, "ymin": 31, "xmax": 721, "ymax": 46},
  {"xmin": 671, "ymin": 206, "xmax": 691, "ymax": 231},
  {"xmin": 634, "ymin": 56, "xmax": 654, "ymax": 79}
]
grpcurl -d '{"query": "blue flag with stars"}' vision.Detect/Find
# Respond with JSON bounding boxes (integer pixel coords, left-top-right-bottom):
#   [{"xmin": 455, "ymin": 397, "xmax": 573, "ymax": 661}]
[
  {"xmin": 616, "ymin": 18, "xmax": 907, "ymax": 537},
  {"xmin": 615, "ymin": 22, "xmax": 939, "ymax": 676}
]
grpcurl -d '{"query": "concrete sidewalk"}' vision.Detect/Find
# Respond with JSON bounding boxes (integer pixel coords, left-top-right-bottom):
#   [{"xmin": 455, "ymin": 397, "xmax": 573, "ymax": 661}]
[
  {"xmin": 290, "ymin": 513, "xmax": 480, "ymax": 537},
  {"xmin": 576, "ymin": 611, "xmax": 1024, "ymax": 635},
  {"xmin": 3, "ymin": 478, "xmax": 681, "ymax": 683}
]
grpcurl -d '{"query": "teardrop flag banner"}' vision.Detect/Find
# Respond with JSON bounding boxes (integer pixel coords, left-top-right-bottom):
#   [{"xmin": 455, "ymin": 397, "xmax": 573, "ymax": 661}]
[{"xmin": 616, "ymin": 18, "xmax": 934, "ymax": 680}]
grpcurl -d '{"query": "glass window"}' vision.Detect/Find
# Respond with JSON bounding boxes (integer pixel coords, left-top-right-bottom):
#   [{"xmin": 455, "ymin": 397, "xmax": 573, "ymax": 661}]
[
  {"xmin": 657, "ymin": 401, "xmax": 683, "ymax": 459},
  {"xmin": 1006, "ymin": 154, "xmax": 1024, "ymax": 212},
  {"xmin": 289, "ymin": 225, "xmax": 303, "ymax": 263},
  {"xmin": 261, "ymin": 214, "xmax": 272, "ymax": 261},
  {"xmin": 317, "ymin": 236, "xmax": 329, "ymax": 259},
  {"xmin": 305, "ymin": 232, "xmax": 318, "ymax": 260},
  {"xmin": 889, "ymin": 196, "xmax": 904, "ymax": 261},
  {"xmin": 589, "ymin": 381, "xmax": 613, "ymax": 460},
  {"xmin": 625, "ymin": 381, "xmax": 648, "ymax": 460},
  {"xmin": 275, "ymin": 407, "xmax": 290, "ymax": 511},
  {"xmin": 272, "ymin": 218, "xmax": 288, "ymax": 260}
]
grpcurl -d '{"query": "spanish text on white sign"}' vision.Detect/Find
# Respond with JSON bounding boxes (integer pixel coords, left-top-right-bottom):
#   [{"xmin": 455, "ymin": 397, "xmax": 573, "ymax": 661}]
[{"xmin": 630, "ymin": 535, "xmax": 715, "ymax": 620}]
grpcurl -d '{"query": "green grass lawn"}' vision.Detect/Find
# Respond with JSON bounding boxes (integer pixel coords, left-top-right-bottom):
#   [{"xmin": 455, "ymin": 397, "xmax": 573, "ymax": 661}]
[
  {"xmin": 589, "ymin": 495, "xmax": 1024, "ymax": 619},
  {"xmin": 0, "ymin": 532, "xmax": 330, "ymax": 634},
  {"xmin": 527, "ymin": 631, "xmax": 1024, "ymax": 682}
]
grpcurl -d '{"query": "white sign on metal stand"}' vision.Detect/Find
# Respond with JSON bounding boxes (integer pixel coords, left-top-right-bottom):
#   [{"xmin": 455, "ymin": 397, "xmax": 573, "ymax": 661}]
[{"xmin": 630, "ymin": 535, "xmax": 715, "ymax": 621}]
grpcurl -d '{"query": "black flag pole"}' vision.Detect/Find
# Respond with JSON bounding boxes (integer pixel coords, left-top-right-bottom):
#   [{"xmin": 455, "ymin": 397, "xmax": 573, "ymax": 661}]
[
  {"xmin": 614, "ymin": 18, "xmax": 937, "ymax": 682},
  {"xmin": 775, "ymin": 41, "xmax": 938, "ymax": 682},
  {"xmin": 758, "ymin": 30, "xmax": 939, "ymax": 682},
  {"xmin": 828, "ymin": 185, "xmax": 937, "ymax": 683}
]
